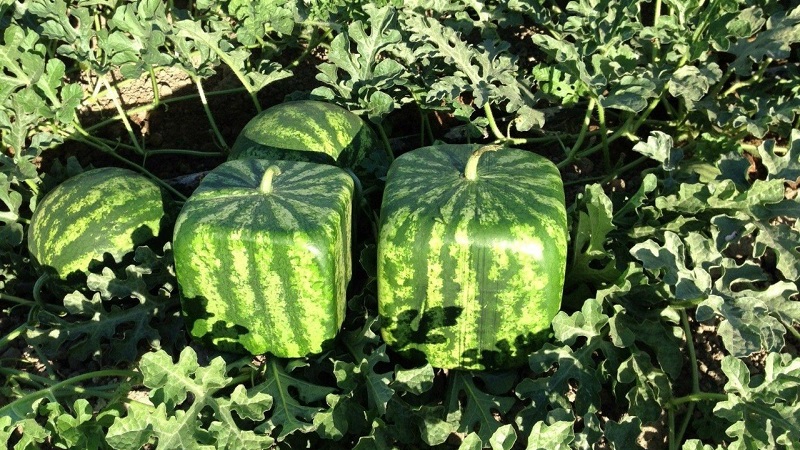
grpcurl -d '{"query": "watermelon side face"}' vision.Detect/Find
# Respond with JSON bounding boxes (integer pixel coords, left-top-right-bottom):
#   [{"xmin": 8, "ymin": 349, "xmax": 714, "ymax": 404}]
[
  {"xmin": 228, "ymin": 100, "xmax": 382, "ymax": 179},
  {"xmin": 173, "ymin": 159, "xmax": 354, "ymax": 357},
  {"xmin": 28, "ymin": 167, "xmax": 165, "ymax": 284},
  {"xmin": 377, "ymin": 144, "xmax": 567, "ymax": 370}
]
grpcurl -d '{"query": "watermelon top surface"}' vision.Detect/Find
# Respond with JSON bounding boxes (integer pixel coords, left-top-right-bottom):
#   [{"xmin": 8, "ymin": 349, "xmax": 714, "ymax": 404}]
[
  {"xmin": 173, "ymin": 158, "xmax": 354, "ymax": 356},
  {"xmin": 28, "ymin": 167, "xmax": 165, "ymax": 281},
  {"xmin": 228, "ymin": 100, "xmax": 381, "ymax": 177},
  {"xmin": 377, "ymin": 144, "xmax": 568, "ymax": 369}
]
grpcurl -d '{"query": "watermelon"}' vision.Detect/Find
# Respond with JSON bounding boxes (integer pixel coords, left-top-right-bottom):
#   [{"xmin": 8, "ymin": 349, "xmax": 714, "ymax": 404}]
[
  {"xmin": 228, "ymin": 100, "xmax": 383, "ymax": 180},
  {"xmin": 28, "ymin": 167, "xmax": 166, "ymax": 285},
  {"xmin": 173, "ymin": 158, "xmax": 354, "ymax": 357},
  {"xmin": 377, "ymin": 144, "xmax": 567, "ymax": 370}
]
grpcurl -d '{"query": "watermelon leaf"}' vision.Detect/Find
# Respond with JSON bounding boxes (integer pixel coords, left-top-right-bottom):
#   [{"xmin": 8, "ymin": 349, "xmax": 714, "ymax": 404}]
[
  {"xmin": 756, "ymin": 128, "xmax": 800, "ymax": 182},
  {"xmin": 617, "ymin": 352, "xmax": 672, "ymax": 423},
  {"xmin": 336, "ymin": 318, "xmax": 396, "ymax": 417},
  {"xmin": 42, "ymin": 399, "xmax": 112, "ymax": 450},
  {"xmin": 631, "ymin": 131, "xmax": 682, "ymax": 171},
  {"xmin": 311, "ymin": 393, "xmax": 352, "ymax": 440},
  {"xmin": 713, "ymin": 354, "xmax": 800, "ymax": 447},
  {"xmin": 727, "ymin": 5, "xmax": 800, "ymax": 77},
  {"xmin": 488, "ymin": 424, "xmax": 517, "ymax": 450},
  {"xmin": 353, "ymin": 419, "xmax": 394, "ymax": 450},
  {"xmin": 697, "ymin": 280, "xmax": 799, "ymax": 357},
  {"xmin": 227, "ymin": 0, "xmax": 297, "ymax": 44},
  {"xmin": 109, "ymin": 348, "xmax": 276, "ymax": 450},
  {"xmin": 313, "ymin": 5, "xmax": 404, "ymax": 121},
  {"xmin": 173, "ymin": 19, "xmax": 290, "ymax": 93},
  {"xmin": 392, "ymin": 363, "xmax": 434, "ymax": 395},
  {"xmin": 523, "ymin": 420, "xmax": 574, "ymax": 450},
  {"xmin": 566, "ymin": 183, "xmax": 621, "ymax": 300},
  {"xmin": 631, "ymin": 231, "xmax": 713, "ymax": 303},
  {"xmin": 25, "ymin": 245, "xmax": 182, "ymax": 366},
  {"xmin": 445, "ymin": 371, "xmax": 515, "ymax": 442},
  {"xmin": 251, "ymin": 358, "xmax": 336, "ymax": 440},
  {"xmin": 105, "ymin": 0, "xmax": 174, "ymax": 79},
  {"xmin": 603, "ymin": 416, "xmax": 643, "ymax": 450}
]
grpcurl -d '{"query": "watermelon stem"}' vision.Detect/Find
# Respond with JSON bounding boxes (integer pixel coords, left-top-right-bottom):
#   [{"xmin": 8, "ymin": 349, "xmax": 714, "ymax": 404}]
[
  {"xmin": 32, "ymin": 274, "xmax": 49, "ymax": 305},
  {"xmin": 375, "ymin": 123, "xmax": 395, "ymax": 163},
  {"xmin": 100, "ymin": 77, "xmax": 145, "ymax": 155},
  {"xmin": 192, "ymin": 75, "xmax": 230, "ymax": 151},
  {"xmin": 464, "ymin": 145, "xmax": 502, "ymax": 181},
  {"xmin": 0, "ymin": 323, "xmax": 26, "ymax": 351},
  {"xmin": 260, "ymin": 166, "xmax": 282, "ymax": 194},
  {"xmin": 483, "ymin": 103, "xmax": 507, "ymax": 142},
  {"xmin": 70, "ymin": 129, "xmax": 189, "ymax": 201}
]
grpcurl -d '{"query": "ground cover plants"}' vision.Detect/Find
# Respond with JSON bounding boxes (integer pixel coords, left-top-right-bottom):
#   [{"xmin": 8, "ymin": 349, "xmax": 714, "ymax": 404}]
[{"xmin": 1, "ymin": 0, "xmax": 799, "ymax": 448}]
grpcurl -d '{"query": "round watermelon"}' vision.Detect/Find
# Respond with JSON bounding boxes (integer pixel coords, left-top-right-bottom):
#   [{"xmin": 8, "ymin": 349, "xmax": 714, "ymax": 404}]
[
  {"xmin": 28, "ymin": 167, "xmax": 166, "ymax": 285},
  {"xmin": 228, "ymin": 100, "xmax": 383, "ymax": 179}
]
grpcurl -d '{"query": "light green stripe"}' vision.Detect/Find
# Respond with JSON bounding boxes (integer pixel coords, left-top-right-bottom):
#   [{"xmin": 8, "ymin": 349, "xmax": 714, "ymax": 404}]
[
  {"xmin": 253, "ymin": 232, "xmax": 301, "ymax": 357},
  {"xmin": 287, "ymin": 232, "xmax": 333, "ymax": 354},
  {"xmin": 47, "ymin": 195, "xmax": 139, "ymax": 274},
  {"xmin": 449, "ymin": 223, "xmax": 479, "ymax": 368},
  {"xmin": 180, "ymin": 225, "xmax": 227, "ymax": 338},
  {"xmin": 225, "ymin": 228, "xmax": 263, "ymax": 352},
  {"xmin": 494, "ymin": 224, "xmax": 552, "ymax": 351}
]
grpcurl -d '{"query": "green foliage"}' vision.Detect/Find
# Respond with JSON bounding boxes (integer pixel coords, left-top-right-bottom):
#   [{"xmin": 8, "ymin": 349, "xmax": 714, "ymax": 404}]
[{"xmin": 2, "ymin": 0, "xmax": 799, "ymax": 449}]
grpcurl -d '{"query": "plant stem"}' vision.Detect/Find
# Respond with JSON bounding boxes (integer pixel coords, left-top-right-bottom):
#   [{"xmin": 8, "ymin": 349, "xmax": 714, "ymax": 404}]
[
  {"xmin": 375, "ymin": 123, "xmax": 395, "ymax": 163},
  {"xmin": 722, "ymin": 57, "xmax": 773, "ymax": 97},
  {"xmin": 651, "ymin": 0, "xmax": 662, "ymax": 62},
  {"xmin": 287, "ymin": 28, "xmax": 333, "ymax": 69},
  {"xmin": 419, "ymin": 109, "xmax": 429, "ymax": 147},
  {"xmin": 777, "ymin": 317, "xmax": 800, "ymax": 341},
  {"xmin": 192, "ymin": 75, "xmax": 229, "ymax": 151},
  {"xmin": 668, "ymin": 408, "xmax": 676, "ymax": 450},
  {"xmin": 148, "ymin": 65, "xmax": 161, "ymax": 107},
  {"xmin": 564, "ymin": 114, "xmax": 635, "ymax": 169},
  {"xmin": 464, "ymin": 144, "xmax": 502, "ymax": 181},
  {"xmin": 0, "ymin": 293, "xmax": 37, "ymax": 307},
  {"xmin": 0, "ymin": 323, "xmax": 26, "ymax": 351},
  {"xmin": 596, "ymin": 101, "xmax": 611, "ymax": 170},
  {"xmin": 0, "ymin": 369, "xmax": 141, "ymax": 417},
  {"xmin": 600, "ymin": 155, "xmax": 651, "ymax": 185},
  {"xmin": 677, "ymin": 0, "xmax": 718, "ymax": 69},
  {"xmin": 259, "ymin": 166, "xmax": 281, "ymax": 194},
  {"xmin": 557, "ymin": 98, "xmax": 597, "ymax": 169},
  {"xmin": 669, "ymin": 309, "xmax": 706, "ymax": 449},
  {"xmin": 91, "ymin": 138, "xmax": 221, "ymax": 158},
  {"xmin": 144, "ymin": 148, "xmax": 224, "ymax": 158},
  {"xmin": 72, "ymin": 128, "xmax": 188, "ymax": 201},
  {"xmin": 84, "ymin": 87, "xmax": 250, "ymax": 134},
  {"xmin": 682, "ymin": 310, "xmax": 700, "ymax": 394},
  {"xmin": 632, "ymin": 94, "xmax": 664, "ymax": 133},
  {"xmin": 101, "ymin": 76, "xmax": 145, "ymax": 155},
  {"xmin": 709, "ymin": 65, "xmax": 735, "ymax": 100},
  {"xmin": 32, "ymin": 274, "xmax": 48, "ymax": 306},
  {"xmin": 484, "ymin": 103, "xmax": 506, "ymax": 142},
  {"xmin": 188, "ymin": 36, "xmax": 262, "ymax": 112},
  {"xmin": 669, "ymin": 392, "xmax": 728, "ymax": 407}
]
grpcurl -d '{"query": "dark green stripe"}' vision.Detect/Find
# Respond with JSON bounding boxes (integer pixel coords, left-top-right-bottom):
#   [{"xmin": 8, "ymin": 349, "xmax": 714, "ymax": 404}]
[
  {"xmin": 378, "ymin": 144, "xmax": 567, "ymax": 369},
  {"xmin": 174, "ymin": 159, "xmax": 352, "ymax": 357},
  {"xmin": 29, "ymin": 168, "xmax": 163, "ymax": 277}
]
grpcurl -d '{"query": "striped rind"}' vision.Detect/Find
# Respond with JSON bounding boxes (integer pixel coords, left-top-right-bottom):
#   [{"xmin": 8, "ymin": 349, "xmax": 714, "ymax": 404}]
[
  {"xmin": 28, "ymin": 168, "xmax": 165, "ymax": 281},
  {"xmin": 173, "ymin": 159, "xmax": 353, "ymax": 357},
  {"xmin": 377, "ymin": 145, "xmax": 567, "ymax": 370},
  {"xmin": 228, "ymin": 100, "xmax": 380, "ymax": 177}
]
